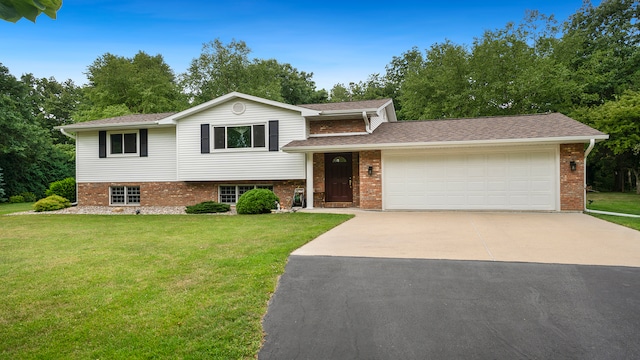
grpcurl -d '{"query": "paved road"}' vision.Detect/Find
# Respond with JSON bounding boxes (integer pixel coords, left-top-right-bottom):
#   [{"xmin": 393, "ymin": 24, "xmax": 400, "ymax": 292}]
[{"xmin": 260, "ymin": 256, "xmax": 640, "ymax": 359}]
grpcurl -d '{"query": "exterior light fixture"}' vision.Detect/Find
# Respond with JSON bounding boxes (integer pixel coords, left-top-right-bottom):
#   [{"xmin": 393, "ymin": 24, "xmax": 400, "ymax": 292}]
[
  {"xmin": 570, "ymin": 160, "xmax": 577, "ymax": 172},
  {"xmin": 368, "ymin": 166, "xmax": 373, "ymax": 176}
]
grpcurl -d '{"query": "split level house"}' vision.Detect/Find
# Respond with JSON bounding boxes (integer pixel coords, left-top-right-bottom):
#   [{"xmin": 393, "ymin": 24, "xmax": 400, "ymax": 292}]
[{"xmin": 58, "ymin": 92, "xmax": 608, "ymax": 211}]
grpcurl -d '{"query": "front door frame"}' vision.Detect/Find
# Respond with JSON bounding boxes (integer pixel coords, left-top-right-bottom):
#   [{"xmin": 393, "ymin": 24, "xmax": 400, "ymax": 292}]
[{"xmin": 325, "ymin": 152, "xmax": 353, "ymax": 202}]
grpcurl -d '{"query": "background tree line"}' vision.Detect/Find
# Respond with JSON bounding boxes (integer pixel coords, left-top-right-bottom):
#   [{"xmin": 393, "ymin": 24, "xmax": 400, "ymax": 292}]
[{"xmin": 1, "ymin": 0, "xmax": 638, "ymax": 199}]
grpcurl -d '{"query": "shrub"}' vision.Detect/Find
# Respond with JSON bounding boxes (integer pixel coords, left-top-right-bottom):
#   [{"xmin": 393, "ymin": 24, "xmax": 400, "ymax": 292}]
[
  {"xmin": 185, "ymin": 201, "xmax": 231, "ymax": 214},
  {"xmin": 236, "ymin": 189, "xmax": 279, "ymax": 215},
  {"xmin": 33, "ymin": 195, "xmax": 71, "ymax": 212},
  {"xmin": 9, "ymin": 195, "xmax": 25, "ymax": 203},
  {"xmin": 19, "ymin": 192, "xmax": 37, "ymax": 202},
  {"xmin": 45, "ymin": 177, "xmax": 76, "ymax": 203}
]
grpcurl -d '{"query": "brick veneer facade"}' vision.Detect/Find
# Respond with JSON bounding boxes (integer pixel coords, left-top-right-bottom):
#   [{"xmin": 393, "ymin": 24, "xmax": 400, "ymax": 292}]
[
  {"xmin": 80, "ymin": 144, "xmax": 585, "ymax": 212},
  {"xmin": 560, "ymin": 143, "xmax": 585, "ymax": 211},
  {"xmin": 78, "ymin": 180, "xmax": 305, "ymax": 208},
  {"xmin": 358, "ymin": 150, "xmax": 382, "ymax": 209},
  {"xmin": 309, "ymin": 119, "xmax": 366, "ymax": 134}
]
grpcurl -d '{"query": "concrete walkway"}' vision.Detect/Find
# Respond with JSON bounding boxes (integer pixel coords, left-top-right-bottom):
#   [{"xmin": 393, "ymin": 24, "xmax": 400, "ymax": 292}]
[{"xmin": 294, "ymin": 210, "xmax": 640, "ymax": 267}]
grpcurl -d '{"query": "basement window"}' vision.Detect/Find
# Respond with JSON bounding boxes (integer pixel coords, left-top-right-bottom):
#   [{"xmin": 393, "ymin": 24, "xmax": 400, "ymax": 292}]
[
  {"xmin": 110, "ymin": 186, "xmax": 141, "ymax": 205},
  {"xmin": 219, "ymin": 185, "xmax": 273, "ymax": 204}
]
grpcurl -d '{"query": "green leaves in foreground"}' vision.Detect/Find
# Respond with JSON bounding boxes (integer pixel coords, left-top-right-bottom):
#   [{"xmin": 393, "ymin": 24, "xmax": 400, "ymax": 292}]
[{"xmin": 0, "ymin": 0, "xmax": 62, "ymax": 23}]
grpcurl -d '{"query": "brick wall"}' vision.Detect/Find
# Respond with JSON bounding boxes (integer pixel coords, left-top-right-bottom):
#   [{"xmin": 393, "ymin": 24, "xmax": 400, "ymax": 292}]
[
  {"xmin": 560, "ymin": 143, "xmax": 585, "ymax": 211},
  {"xmin": 312, "ymin": 153, "xmax": 326, "ymax": 207},
  {"xmin": 309, "ymin": 119, "xmax": 366, "ymax": 134},
  {"xmin": 359, "ymin": 150, "xmax": 382, "ymax": 210},
  {"xmin": 78, "ymin": 180, "xmax": 305, "ymax": 209}
]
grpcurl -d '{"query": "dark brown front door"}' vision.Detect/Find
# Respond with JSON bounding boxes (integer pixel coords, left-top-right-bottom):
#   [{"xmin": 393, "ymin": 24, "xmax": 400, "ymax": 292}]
[{"xmin": 325, "ymin": 153, "xmax": 353, "ymax": 202}]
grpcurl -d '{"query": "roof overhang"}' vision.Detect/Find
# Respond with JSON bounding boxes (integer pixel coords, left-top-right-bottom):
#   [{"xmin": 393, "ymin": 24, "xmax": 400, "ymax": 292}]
[
  {"xmin": 283, "ymin": 135, "xmax": 610, "ymax": 153},
  {"xmin": 55, "ymin": 121, "xmax": 175, "ymax": 132},
  {"xmin": 158, "ymin": 91, "xmax": 320, "ymax": 124}
]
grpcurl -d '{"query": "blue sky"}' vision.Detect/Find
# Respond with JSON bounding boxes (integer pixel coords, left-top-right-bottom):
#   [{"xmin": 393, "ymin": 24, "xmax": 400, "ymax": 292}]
[{"xmin": 1, "ymin": 0, "xmax": 596, "ymax": 91}]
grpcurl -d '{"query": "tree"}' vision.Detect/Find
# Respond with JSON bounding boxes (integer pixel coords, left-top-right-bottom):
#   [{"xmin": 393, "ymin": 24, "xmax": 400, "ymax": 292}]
[
  {"xmin": 576, "ymin": 92, "xmax": 640, "ymax": 193},
  {"xmin": 84, "ymin": 51, "xmax": 186, "ymax": 115},
  {"xmin": 21, "ymin": 74, "xmax": 82, "ymax": 144},
  {"xmin": 182, "ymin": 39, "xmax": 327, "ymax": 105},
  {"xmin": 557, "ymin": 0, "xmax": 640, "ymax": 106},
  {"xmin": 0, "ymin": 168, "xmax": 6, "ymax": 202},
  {"xmin": 0, "ymin": 63, "xmax": 73, "ymax": 197},
  {"xmin": 399, "ymin": 41, "xmax": 472, "ymax": 119},
  {"xmin": 0, "ymin": 0, "xmax": 62, "ymax": 23}
]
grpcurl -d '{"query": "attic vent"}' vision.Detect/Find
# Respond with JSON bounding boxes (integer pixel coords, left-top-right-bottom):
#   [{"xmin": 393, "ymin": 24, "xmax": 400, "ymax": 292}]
[{"xmin": 232, "ymin": 102, "xmax": 246, "ymax": 115}]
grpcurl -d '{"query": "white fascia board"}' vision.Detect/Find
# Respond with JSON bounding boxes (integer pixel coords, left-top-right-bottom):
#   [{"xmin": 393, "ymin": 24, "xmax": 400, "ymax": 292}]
[
  {"xmin": 159, "ymin": 92, "xmax": 319, "ymax": 124},
  {"xmin": 309, "ymin": 132, "xmax": 370, "ymax": 137},
  {"xmin": 283, "ymin": 135, "xmax": 610, "ymax": 153},
  {"xmin": 57, "ymin": 122, "xmax": 173, "ymax": 132}
]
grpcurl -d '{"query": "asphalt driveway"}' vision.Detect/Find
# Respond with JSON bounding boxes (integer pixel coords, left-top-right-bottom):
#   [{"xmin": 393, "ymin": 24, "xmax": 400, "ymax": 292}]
[
  {"xmin": 260, "ymin": 256, "xmax": 640, "ymax": 359},
  {"xmin": 260, "ymin": 212, "xmax": 640, "ymax": 359}
]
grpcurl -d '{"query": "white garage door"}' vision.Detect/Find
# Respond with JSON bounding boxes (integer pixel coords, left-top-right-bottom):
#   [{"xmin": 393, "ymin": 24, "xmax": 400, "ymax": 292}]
[{"xmin": 383, "ymin": 147, "xmax": 558, "ymax": 210}]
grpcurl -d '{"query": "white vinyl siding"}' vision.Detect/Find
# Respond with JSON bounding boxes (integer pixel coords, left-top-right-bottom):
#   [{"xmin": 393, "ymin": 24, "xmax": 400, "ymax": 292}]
[
  {"xmin": 76, "ymin": 127, "xmax": 177, "ymax": 182},
  {"xmin": 177, "ymin": 100, "xmax": 306, "ymax": 181},
  {"xmin": 383, "ymin": 146, "xmax": 559, "ymax": 211}
]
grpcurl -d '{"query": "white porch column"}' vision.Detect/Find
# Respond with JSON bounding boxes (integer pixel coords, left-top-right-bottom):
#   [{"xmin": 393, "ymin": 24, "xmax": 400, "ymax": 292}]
[{"xmin": 306, "ymin": 152, "xmax": 314, "ymax": 209}]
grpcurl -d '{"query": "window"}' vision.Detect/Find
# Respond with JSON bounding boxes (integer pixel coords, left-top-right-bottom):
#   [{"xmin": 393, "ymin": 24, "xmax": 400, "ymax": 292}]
[
  {"xmin": 110, "ymin": 186, "xmax": 141, "ymax": 205},
  {"xmin": 99, "ymin": 129, "xmax": 147, "ymax": 158},
  {"xmin": 109, "ymin": 131, "xmax": 138, "ymax": 155},
  {"xmin": 219, "ymin": 185, "xmax": 273, "ymax": 204},
  {"xmin": 212, "ymin": 125, "xmax": 266, "ymax": 150}
]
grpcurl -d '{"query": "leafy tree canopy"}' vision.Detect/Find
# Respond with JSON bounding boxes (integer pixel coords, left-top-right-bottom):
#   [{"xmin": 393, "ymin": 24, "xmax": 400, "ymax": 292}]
[
  {"xmin": 84, "ymin": 51, "xmax": 187, "ymax": 116},
  {"xmin": 0, "ymin": 0, "xmax": 62, "ymax": 23},
  {"xmin": 182, "ymin": 39, "xmax": 327, "ymax": 105}
]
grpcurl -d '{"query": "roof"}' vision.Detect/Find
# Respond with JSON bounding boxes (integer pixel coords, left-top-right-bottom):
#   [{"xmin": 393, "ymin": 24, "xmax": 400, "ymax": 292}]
[
  {"xmin": 159, "ymin": 92, "xmax": 320, "ymax": 124},
  {"xmin": 283, "ymin": 113, "xmax": 608, "ymax": 152},
  {"xmin": 58, "ymin": 113, "xmax": 176, "ymax": 131},
  {"xmin": 299, "ymin": 98, "xmax": 392, "ymax": 112}
]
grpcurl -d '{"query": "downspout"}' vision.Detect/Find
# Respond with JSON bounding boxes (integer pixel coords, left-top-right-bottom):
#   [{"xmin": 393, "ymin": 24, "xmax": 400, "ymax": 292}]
[
  {"xmin": 362, "ymin": 111, "xmax": 372, "ymax": 134},
  {"xmin": 584, "ymin": 139, "xmax": 595, "ymax": 211}
]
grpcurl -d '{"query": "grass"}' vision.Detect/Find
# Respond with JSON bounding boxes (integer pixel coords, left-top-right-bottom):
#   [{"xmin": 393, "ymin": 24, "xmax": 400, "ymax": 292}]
[
  {"xmin": 0, "ymin": 202, "xmax": 33, "ymax": 215},
  {"xmin": 0, "ymin": 212, "xmax": 352, "ymax": 359},
  {"xmin": 586, "ymin": 192, "xmax": 640, "ymax": 231}
]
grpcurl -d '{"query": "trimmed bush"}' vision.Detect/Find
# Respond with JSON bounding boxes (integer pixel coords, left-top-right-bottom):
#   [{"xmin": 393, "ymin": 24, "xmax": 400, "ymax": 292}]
[
  {"xmin": 45, "ymin": 177, "xmax": 76, "ymax": 203},
  {"xmin": 185, "ymin": 201, "xmax": 231, "ymax": 214},
  {"xmin": 20, "ymin": 192, "xmax": 37, "ymax": 202},
  {"xmin": 236, "ymin": 189, "xmax": 279, "ymax": 215},
  {"xmin": 33, "ymin": 195, "xmax": 71, "ymax": 212},
  {"xmin": 9, "ymin": 195, "xmax": 25, "ymax": 203}
]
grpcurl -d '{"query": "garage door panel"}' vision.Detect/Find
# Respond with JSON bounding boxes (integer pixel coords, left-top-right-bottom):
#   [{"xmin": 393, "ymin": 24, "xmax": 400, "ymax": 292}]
[{"xmin": 384, "ymin": 148, "xmax": 557, "ymax": 210}]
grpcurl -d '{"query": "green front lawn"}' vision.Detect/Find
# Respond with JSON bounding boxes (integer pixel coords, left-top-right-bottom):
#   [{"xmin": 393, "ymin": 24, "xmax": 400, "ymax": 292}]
[
  {"xmin": 586, "ymin": 192, "xmax": 640, "ymax": 231},
  {"xmin": 0, "ymin": 202, "xmax": 34, "ymax": 215},
  {"xmin": 0, "ymin": 213, "xmax": 352, "ymax": 359}
]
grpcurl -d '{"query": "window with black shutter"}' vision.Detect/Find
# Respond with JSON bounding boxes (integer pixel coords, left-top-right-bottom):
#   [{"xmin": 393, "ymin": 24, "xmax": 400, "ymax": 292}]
[
  {"xmin": 201, "ymin": 124, "xmax": 210, "ymax": 153},
  {"xmin": 269, "ymin": 120, "xmax": 279, "ymax": 151}
]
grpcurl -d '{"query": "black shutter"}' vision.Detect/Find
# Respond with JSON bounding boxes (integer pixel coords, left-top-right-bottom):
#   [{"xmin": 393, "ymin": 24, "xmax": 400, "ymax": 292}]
[
  {"xmin": 268, "ymin": 120, "xmax": 279, "ymax": 152},
  {"xmin": 214, "ymin": 127, "xmax": 226, "ymax": 149},
  {"xmin": 253, "ymin": 125, "xmax": 265, "ymax": 148},
  {"xmin": 139, "ymin": 129, "xmax": 148, "ymax": 157},
  {"xmin": 201, "ymin": 124, "xmax": 210, "ymax": 154},
  {"xmin": 99, "ymin": 131, "xmax": 107, "ymax": 158}
]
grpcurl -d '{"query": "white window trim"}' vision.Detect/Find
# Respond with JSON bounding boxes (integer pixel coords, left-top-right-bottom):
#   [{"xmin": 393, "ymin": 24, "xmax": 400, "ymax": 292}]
[
  {"xmin": 212, "ymin": 124, "xmax": 268, "ymax": 152},
  {"xmin": 107, "ymin": 130, "xmax": 139, "ymax": 157},
  {"xmin": 218, "ymin": 184, "xmax": 274, "ymax": 204},
  {"xmin": 109, "ymin": 186, "xmax": 141, "ymax": 206}
]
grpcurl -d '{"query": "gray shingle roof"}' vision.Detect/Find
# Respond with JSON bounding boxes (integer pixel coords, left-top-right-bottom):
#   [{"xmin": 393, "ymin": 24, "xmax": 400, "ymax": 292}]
[
  {"xmin": 299, "ymin": 99, "xmax": 392, "ymax": 111},
  {"xmin": 65, "ymin": 113, "xmax": 177, "ymax": 128},
  {"xmin": 284, "ymin": 113, "xmax": 607, "ymax": 150}
]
